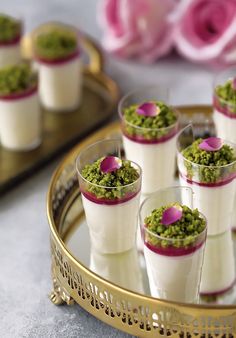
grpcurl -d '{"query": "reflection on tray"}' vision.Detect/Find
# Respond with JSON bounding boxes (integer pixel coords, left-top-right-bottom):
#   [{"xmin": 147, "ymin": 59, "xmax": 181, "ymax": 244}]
[
  {"xmin": 64, "ymin": 187, "xmax": 236, "ymax": 306},
  {"xmin": 90, "ymin": 247, "xmax": 145, "ymax": 294}
]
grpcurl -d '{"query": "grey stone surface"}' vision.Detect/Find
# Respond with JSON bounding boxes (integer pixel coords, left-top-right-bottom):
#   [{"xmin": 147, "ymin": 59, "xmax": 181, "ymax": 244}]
[{"xmin": 0, "ymin": 1, "xmax": 215, "ymax": 337}]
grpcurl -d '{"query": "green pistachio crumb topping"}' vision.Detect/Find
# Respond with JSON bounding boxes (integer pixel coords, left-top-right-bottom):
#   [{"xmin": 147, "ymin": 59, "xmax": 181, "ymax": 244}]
[
  {"xmin": 81, "ymin": 157, "xmax": 139, "ymax": 199},
  {"xmin": 145, "ymin": 204, "xmax": 206, "ymax": 248},
  {"xmin": 123, "ymin": 101, "xmax": 177, "ymax": 140},
  {"xmin": 215, "ymin": 79, "xmax": 236, "ymax": 112},
  {"xmin": 182, "ymin": 139, "xmax": 236, "ymax": 183},
  {"xmin": 0, "ymin": 14, "xmax": 21, "ymax": 43},
  {"xmin": 35, "ymin": 30, "xmax": 77, "ymax": 60},
  {"xmin": 0, "ymin": 63, "xmax": 37, "ymax": 96}
]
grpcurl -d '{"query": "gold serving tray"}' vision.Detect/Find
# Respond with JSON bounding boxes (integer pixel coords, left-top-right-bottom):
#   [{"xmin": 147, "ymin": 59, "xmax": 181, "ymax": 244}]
[
  {"xmin": 0, "ymin": 34, "xmax": 119, "ymax": 194},
  {"xmin": 47, "ymin": 106, "xmax": 236, "ymax": 338}
]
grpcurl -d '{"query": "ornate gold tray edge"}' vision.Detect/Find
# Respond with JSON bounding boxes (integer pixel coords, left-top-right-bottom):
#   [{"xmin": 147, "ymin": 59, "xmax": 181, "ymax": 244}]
[{"xmin": 47, "ymin": 106, "xmax": 236, "ymax": 338}]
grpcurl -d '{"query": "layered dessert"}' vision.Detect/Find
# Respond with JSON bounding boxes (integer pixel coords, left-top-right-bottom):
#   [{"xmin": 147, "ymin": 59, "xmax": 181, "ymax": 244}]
[
  {"xmin": 0, "ymin": 14, "xmax": 22, "ymax": 67},
  {"xmin": 0, "ymin": 63, "xmax": 41, "ymax": 150},
  {"xmin": 119, "ymin": 93, "xmax": 179, "ymax": 194},
  {"xmin": 178, "ymin": 135, "xmax": 236, "ymax": 235},
  {"xmin": 213, "ymin": 75, "xmax": 236, "ymax": 143},
  {"xmin": 34, "ymin": 24, "xmax": 82, "ymax": 112},
  {"xmin": 142, "ymin": 202, "xmax": 206, "ymax": 302},
  {"xmin": 90, "ymin": 247, "xmax": 144, "ymax": 293},
  {"xmin": 213, "ymin": 74, "xmax": 236, "ymax": 232},
  {"xmin": 77, "ymin": 146, "xmax": 142, "ymax": 254},
  {"xmin": 200, "ymin": 230, "xmax": 236, "ymax": 296}
]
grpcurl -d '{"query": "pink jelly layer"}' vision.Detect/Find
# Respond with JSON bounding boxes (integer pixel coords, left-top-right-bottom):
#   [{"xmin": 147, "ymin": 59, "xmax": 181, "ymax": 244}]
[
  {"xmin": 144, "ymin": 239, "xmax": 205, "ymax": 257},
  {"xmin": 35, "ymin": 49, "xmax": 80, "ymax": 65},
  {"xmin": 180, "ymin": 172, "xmax": 236, "ymax": 188},
  {"xmin": 122, "ymin": 126, "xmax": 178, "ymax": 144},
  {"xmin": 213, "ymin": 95, "xmax": 236, "ymax": 119},
  {"xmin": 0, "ymin": 34, "xmax": 21, "ymax": 46},
  {"xmin": 81, "ymin": 189, "xmax": 140, "ymax": 205},
  {"xmin": 0, "ymin": 85, "xmax": 38, "ymax": 101},
  {"xmin": 200, "ymin": 278, "xmax": 236, "ymax": 297}
]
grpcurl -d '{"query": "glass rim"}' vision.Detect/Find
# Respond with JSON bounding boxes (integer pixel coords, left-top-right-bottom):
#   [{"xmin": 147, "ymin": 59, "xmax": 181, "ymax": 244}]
[
  {"xmin": 32, "ymin": 21, "xmax": 80, "ymax": 46},
  {"xmin": 177, "ymin": 125, "xmax": 236, "ymax": 170},
  {"xmin": 139, "ymin": 185, "xmax": 207, "ymax": 243},
  {"xmin": 76, "ymin": 138, "xmax": 142, "ymax": 190},
  {"xmin": 118, "ymin": 86, "xmax": 179, "ymax": 132},
  {"xmin": 0, "ymin": 12, "xmax": 23, "ymax": 22}
]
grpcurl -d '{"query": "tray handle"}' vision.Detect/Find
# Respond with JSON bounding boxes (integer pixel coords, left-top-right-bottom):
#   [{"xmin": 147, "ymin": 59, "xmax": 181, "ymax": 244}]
[{"xmin": 81, "ymin": 34, "xmax": 104, "ymax": 74}]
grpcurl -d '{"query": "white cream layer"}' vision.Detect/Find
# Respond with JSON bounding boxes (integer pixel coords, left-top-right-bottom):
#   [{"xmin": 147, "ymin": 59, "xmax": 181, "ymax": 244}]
[
  {"xmin": 38, "ymin": 57, "xmax": 82, "ymax": 112},
  {"xmin": 0, "ymin": 92, "xmax": 41, "ymax": 150},
  {"xmin": 144, "ymin": 245, "xmax": 204, "ymax": 303},
  {"xmin": 200, "ymin": 230, "xmax": 235, "ymax": 294},
  {"xmin": 0, "ymin": 44, "xmax": 21, "ymax": 68},
  {"xmin": 179, "ymin": 176, "xmax": 236, "ymax": 236},
  {"xmin": 213, "ymin": 109, "xmax": 236, "ymax": 143},
  {"xmin": 123, "ymin": 135, "xmax": 177, "ymax": 194},
  {"xmin": 82, "ymin": 193, "xmax": 140, "ymax": 254}
]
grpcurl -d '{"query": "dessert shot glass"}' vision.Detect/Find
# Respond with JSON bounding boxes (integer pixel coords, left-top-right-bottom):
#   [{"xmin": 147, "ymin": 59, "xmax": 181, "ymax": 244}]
[
  {"xmin": 213, "ymin": 68, "xmax": 236, "ymax": 143},
  {"xmin": 0, "ymin": 63, "xmax": 41, "ymax": 151},
  {"xmin": 200, "ymin": 230, "xmax": 236, "ymax": 297},
  {"xmin": 119, "ymin": 85, "xmax": 179, "ymax": 195},
  {"xmin": 177, "ymin": 125, "xmax": 236, "ymax": 236},
  {"xmin": 33, "ymin": 22, "xmax": 82, "ymax": 112},
  {"xmin": 90, "ymin": 247, "xmax": 144, "ymax": 293},
  {"xmin": 140, "ymin": 186, "xmax": 207, "ymax": 303},
  {"xmin": 0, "ymin": 13, "xmax": 22, "ymax": 67},
  {"xmin": 212, "ymin": 69, "xmax": 236, "ymax": 232},
  {"xmin": 76, "ymin": 139, "xmax": 142, "ymax": 254}
]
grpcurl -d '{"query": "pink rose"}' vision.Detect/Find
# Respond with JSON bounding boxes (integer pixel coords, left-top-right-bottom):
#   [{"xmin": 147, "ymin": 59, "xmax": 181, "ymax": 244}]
[
  {"xmin": 97, "ymin": 0, "xmax": 176, "ymax": 63},
  {"xmin": 174, "ymin": 0, "xmax": 236, "ymax": 65}
]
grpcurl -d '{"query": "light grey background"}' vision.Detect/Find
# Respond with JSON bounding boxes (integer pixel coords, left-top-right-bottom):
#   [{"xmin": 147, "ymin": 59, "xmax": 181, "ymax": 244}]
[{"xmin": 0, "ymin": 1, "xmax": 215, "ymax": 337}]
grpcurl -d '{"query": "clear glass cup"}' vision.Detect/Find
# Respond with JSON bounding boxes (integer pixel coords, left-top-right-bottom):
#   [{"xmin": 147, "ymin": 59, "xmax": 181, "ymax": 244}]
[
  {"xmin": 139, "ymin": 186, "xmax": 207, "ymax": 303},
  {"xmin": 32, "ymin": 22, "xmax": 82, "ymax": 112},
  {"xmin": 200, "ymin": 230, "xmax": 235, "ymax": 297},
  {"xmin": 213, "ymin": 69, "xmax": 236, "ymax": 232},
  {"xmin": 177, "ymin": 125, "xmax": 236, "ymax": 235},
  {"xmin": 213, "ymin": 68, "xmax": 236, "ymax": 142},
  {"xmin": 0, "ymin": 12, "xmax": 22, "ymax": 68},
  {"xmin": 118, "ymin": 85, "xmax": 179, "ymax": 195},
  {"xmin": 76, "ymin": 139, "xmax": 142, "ymax": 254},
  {"xmin": 0, "ymin": 63, "xmax": 41, "ymax": 151}
]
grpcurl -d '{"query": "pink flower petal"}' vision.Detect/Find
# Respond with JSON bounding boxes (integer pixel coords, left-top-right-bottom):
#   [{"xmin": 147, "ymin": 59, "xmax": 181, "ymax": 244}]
[
  {"xmin": 199, "ymin": 137, "xmax": 223, "ymax": 151},
  {"xmin": 173, "ymin": 0, "xmax": 236, "ymax": 64},
  {"xmin": 136, "ymin": 102, "xmax": 160, "ymax": 116},
  {"xmin": 161, "ymin": 205, "xmax": 183, "ymax": 226},
  {"xmin": 97, "ymin": 0, "xmax": 176, "ymax": 63},
  {"xmin": 100, "ymin": 156, "xmax": 122, "ymax": 173},
  {"xmin": 232, "ymin": 77, "xmax": 236, "ymax": 90}
]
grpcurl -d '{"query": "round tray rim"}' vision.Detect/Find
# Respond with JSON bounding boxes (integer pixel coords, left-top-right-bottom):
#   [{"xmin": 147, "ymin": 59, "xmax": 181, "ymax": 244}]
[{"xmin": 47, "ymin": 106, "xmax": 236, "ymax": 337}]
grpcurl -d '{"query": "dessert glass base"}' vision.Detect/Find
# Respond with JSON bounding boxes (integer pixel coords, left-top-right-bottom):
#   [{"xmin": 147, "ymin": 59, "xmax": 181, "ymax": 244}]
[
  {"xmin": 2, "ymin": 137, "xmax": 42, "ymax": 152},
  {"xmin": 47, "ymin": 108, "xmax": 236, "ymax": 337}
]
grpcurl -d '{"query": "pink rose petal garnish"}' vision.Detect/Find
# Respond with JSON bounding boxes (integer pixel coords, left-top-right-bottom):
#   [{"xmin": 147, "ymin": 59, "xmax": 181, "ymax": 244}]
[
  {"xmin": 199, "ymin": 137, "xmax": 223, "ymax": 152},
  {"xmin": 161, "ymin": 205, "xmax": 183, "ymax": 226},
  {"xmin": 100, "ymin": 156, "xmax": 122, "ymax": 173},
  {"xmin": 136, "ymin": 102, "xmax": 160, "ymax": 116},
  {"xmin": 232, "ymin": 77, "xmax": 236, "ymax": 90}
]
